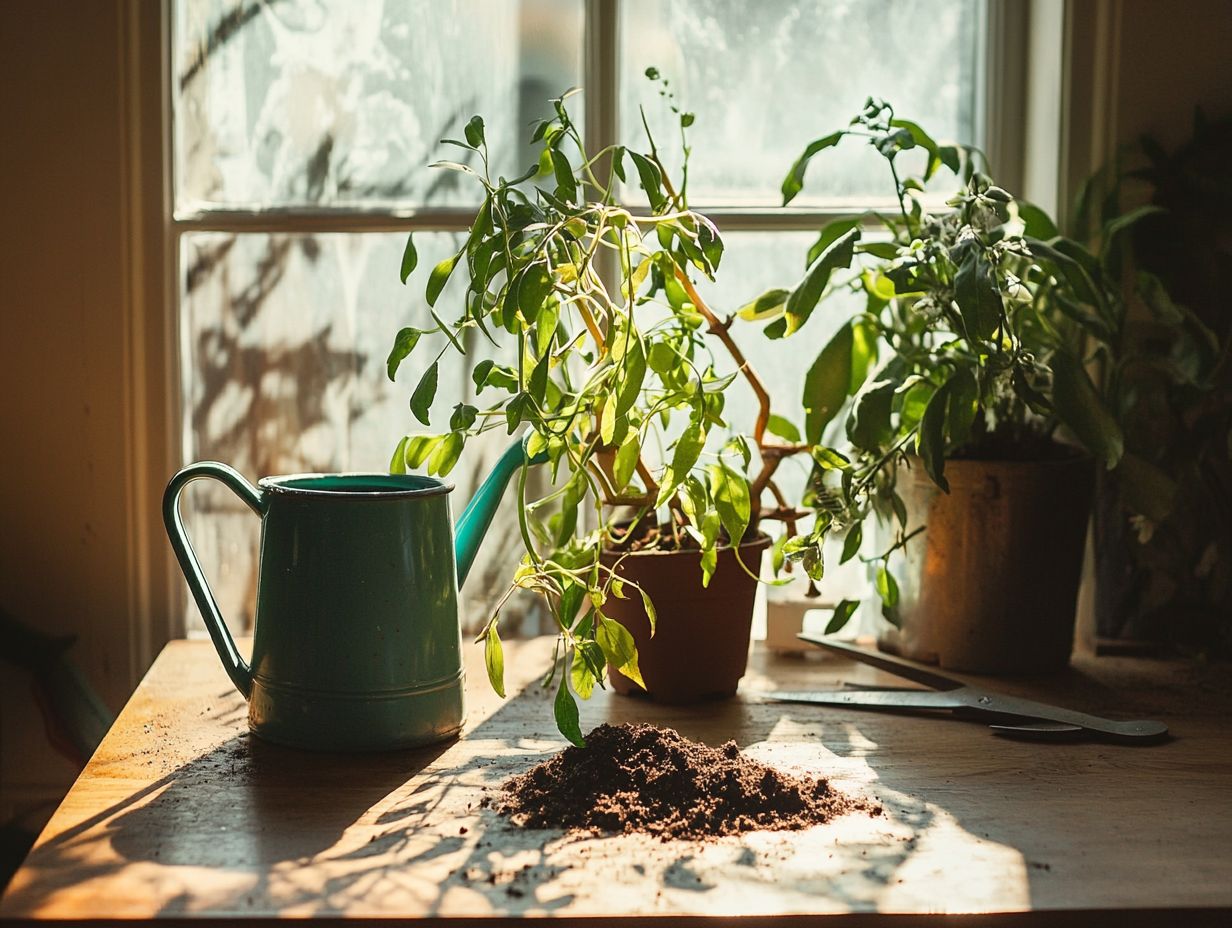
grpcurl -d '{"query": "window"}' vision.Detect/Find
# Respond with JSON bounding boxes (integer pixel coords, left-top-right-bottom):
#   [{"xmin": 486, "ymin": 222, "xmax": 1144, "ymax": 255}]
[{"xmin": 171, "ymin": 0, "xmax": 996, "ymax": 634}]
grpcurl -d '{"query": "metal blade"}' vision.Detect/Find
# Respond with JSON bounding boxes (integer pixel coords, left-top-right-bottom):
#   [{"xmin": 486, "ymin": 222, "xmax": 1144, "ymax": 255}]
[
  {"xmin": 796, "ymin": 635, "xmax": 964, "ymax": 691},
  {"xmin": 769, "ymin": 689, "xmax": 966, "ymax": 710}
]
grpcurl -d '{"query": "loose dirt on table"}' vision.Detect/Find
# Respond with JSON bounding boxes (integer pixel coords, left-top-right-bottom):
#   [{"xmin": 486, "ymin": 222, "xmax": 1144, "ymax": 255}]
[{"xmin": 484, "ymin": 722, "xmax": 881, "ymax": 841}]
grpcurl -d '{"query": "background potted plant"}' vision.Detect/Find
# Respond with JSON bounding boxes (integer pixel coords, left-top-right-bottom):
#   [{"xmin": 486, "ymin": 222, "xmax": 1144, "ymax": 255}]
[
  {"xmin": 1076, "ymin": 111, "xmax": 1232, "ymax": 656},
  {"xmin": 742, "ymin": 99, "xmax": 1131, "ymax": 673},
  {"xmin": 389, "ymin": 76, "xmax": 824, "ymax": 742}
]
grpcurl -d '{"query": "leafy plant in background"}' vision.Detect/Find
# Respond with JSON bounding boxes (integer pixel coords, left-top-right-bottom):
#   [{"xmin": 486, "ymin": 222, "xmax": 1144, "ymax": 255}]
[
  {"xmin": 389, "ymin": 74, "xmax": 821, "ymax": 744},
  {"xmin": 1078, "ymin": 110, "xmax": 1232, "ymax": 654},
  {"xmin": 740, "ymin": 98, "xmax": 1140, "ymax": 631}
]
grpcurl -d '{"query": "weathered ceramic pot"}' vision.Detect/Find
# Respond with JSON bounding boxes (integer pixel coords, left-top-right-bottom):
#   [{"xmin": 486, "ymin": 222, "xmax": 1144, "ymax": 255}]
[{"xmin": 878, "ymin": 453, "xmax": 1094, "ymax": 674}]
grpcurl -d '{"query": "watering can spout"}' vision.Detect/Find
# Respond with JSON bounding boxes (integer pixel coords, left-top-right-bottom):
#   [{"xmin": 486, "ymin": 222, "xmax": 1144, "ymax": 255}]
[{"xmin": 454, "ymin": 436, "xmax": 545, "ymax": 588}]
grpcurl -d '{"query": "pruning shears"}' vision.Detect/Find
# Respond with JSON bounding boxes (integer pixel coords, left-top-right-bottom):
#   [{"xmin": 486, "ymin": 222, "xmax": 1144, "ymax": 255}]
[{"xmin": 769, "ymin": 635, "xmax": 1169, "ymax": 744}]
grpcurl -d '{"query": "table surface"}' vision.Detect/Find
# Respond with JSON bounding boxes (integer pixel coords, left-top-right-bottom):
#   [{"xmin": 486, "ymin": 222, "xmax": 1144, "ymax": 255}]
[{"xmin": 2, "ymin": 635, "xmax": 1230, "ymax": 925}]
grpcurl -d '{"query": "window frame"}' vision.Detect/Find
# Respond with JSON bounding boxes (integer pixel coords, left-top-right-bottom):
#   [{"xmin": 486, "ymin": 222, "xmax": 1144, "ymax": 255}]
[{"xmin": 159, "ymin": 0, "xmax": 1032, "ymax": 638}]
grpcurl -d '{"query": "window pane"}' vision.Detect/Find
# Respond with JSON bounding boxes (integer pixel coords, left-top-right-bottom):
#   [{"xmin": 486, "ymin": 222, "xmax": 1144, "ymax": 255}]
[
  {"xmin": 620, "ymin": 0, "xmax": 982, "ymax": 207},
  {"xmin": 179, "ymin": 231, "xmax": 533, "ymax": 633},
  {"xmin": 174, "ymin": 0, "xmax": 582, "ymax": 211}
]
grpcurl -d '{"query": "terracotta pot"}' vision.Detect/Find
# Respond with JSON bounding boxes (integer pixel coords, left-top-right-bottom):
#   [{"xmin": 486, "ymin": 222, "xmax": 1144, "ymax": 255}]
[
  {"xmin": 600, "ymin": 533, "xmax": 772, "ymax": 703},
  {"xmin": 878, "ymin": 453, "xmax": 1094, "ymax": 674}
]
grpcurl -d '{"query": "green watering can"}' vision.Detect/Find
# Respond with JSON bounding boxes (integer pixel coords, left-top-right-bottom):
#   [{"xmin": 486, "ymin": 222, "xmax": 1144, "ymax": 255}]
[{"xmin": 163, "ymin": 439, "xmax": 534, "ymax": 752}]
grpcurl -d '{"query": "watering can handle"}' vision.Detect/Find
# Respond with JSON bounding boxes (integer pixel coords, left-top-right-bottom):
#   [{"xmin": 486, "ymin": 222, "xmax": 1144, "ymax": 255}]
[
  {"xmin": 162, "ymin": 462, "xmax": 266, "ymax": 699},
  {"xmin": 454, "ymin": 436, "xmax": 547, "ymax": 587}
]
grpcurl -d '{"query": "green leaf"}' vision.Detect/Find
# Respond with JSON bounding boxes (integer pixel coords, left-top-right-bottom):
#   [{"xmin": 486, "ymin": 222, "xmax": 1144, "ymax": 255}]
[
  {"xmin": 386, "ymin": 327, "xmax": 426, "ymax": 381},
  {"xmin": 736, "ymin": 288, "xmax": 790, "ymax": 322},
  {"xmin": 782, "ymin": 131, "xmax": 843, "ymax": 205},
  {"xmin": 1115, "ymin": 451, "xmax": 1178, "ymax": 523},
  {"xmin": 389, "ymin": 436, "xmax": 408, "ymax": 475},
  {"xmin": 450, "ymin": 403, "xmax": 478, "ymax": 431},
  {"xmin": 825, "ymin": 599, "xmax": 860, "ymax": 635},
  {"xmin": 707, "ymin": 462, "xmax": 751, "ymax": 548},
  {"xmin": 551, "ymin": 148, "xmax": 577, "ymax": 203},
  {"xmin": 505, "ymin": 392, "xmax": 532, "ymax": 434},
  {"xmin": 426, "ymin": 430, "xmax": 464, "ymax": 476},
  {"xmin": 848, "ymin": 379, "xmax": 895, "ymax": 452},
  {"xmin": 628, "ymin": 151, "xmax": 667, "ymax": 211},
  {"xmin": 671, "ymin": 422, "xmax": 706, "ymax": 478},
  {"xmin": 516, "ymin": 265, "xmax": 554, "ymax": 325},
  {"xmin": 554, "ymin": 674, "xmax": 585, "ymax": 746},
  {"xmin": 639, "ymin": 587, "xmax": 658, "ymax": 636},
  {"xmin": 803, "ymin": 322, "xmax": 854, "ymax": 443},
  {"xmin": 528, "ymin": 351, "xmax": 550, "ymax": 405},
  {"xmin": 783, "ymin": 228, "xmax": 860, "ymax": 336},
  {"xmin": 811, "ymin": 446, "xmax": 851, "ymax": 471},
  {"xmin": 945, "ymin": 368, "xmax": 979, "ymax": 448},
  {"xmin": 614, "ymin": 336, "xmax": 646, "ymax": 417},
  {"xmin": 1050, "ymin": 350, "xmax": 1124, "ymax": 469},
  {"xmin": 400, "ymin": 434, "xmax": 441, "ymax": 470},
  {"xmin": 473, "ymin": 359, "xmax": 519, "ymax": 393},
  {"xmin": 426, "ymin": 253, "xmax": 458, "ymax": 307},
  {"xmin": 766, "ymin": 414, "xmax": 801, "ymax": 443},
  {"xmin": 399, "ymin": 233, "xmax": 418, "ymax": 284},
  {"xmin": 917, "ymin": 379, "xmax": 951, "ymax": 492},
  {"xmin": 600, "ymin": 399, "xmax": 617, "ymax": 444},
  {"xmin": 952, "ymin": 240, "xmax": 1002, "ymax": 341},
  {"xmin": 876, "ymin": 566, "xmax": 900, "ymax": 608},
  {"xmin": 806, "ymin": 217, "xmax": 862, "ymax": 269},
  {"xmin": 596, "ymin": 615, "xmax": 645, "ymax": 690},
  {"xmin": 410, "ymin": 361, "xmax": 439, "ymax": 426},
  {"xmin": 570, "ymin": 640, "xmax": 604, "ymax": 699},
  {"xmin": 464, "ymin": 114, "xmax": 485, "ymax": 148},
  {"xmin": 484, "ymin": 621, "xmax": 505, "ymax": 698},
  {"xmin": 1016, "ymin": 201, "xmax": 1059, "ymax": 240},
  {"xmin": 613, "ymin": 432, "xmax": 641, "ymax": 491},
  {"xmin": 840, "ymin": 524, "xmax": 863, "ymax": 565}
]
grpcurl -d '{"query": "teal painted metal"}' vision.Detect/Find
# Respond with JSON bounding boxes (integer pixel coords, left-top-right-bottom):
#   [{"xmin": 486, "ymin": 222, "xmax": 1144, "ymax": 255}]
[{"xmin": 162, "ymin": 439, "xmax": 535, "ymax": 752}]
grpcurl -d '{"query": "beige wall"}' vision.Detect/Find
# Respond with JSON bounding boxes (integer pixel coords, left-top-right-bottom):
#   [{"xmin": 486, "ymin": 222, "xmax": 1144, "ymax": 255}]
[
  {"xmin": 1, "ymin": 0, "xmax": 1230, "ymax": 826},
  {"xmin": 1115, "ymin": 0, "xmax": 1232, "ymax": 149},
  {"xmin": 0, "ymin": 0, "xmax": 171, "ymax": 820}
]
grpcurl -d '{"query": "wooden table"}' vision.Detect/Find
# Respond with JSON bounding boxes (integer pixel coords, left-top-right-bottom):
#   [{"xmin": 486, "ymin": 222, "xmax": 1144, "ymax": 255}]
[{"xmin": 2, "ymin": 636, "xmax": 1230, "ymax": 926}]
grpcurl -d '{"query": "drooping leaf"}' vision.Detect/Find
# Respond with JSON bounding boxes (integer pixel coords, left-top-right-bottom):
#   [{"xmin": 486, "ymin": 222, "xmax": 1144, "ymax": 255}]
[
  {"xmin": 782, "ymin": 228, "xmax": 860, "ymax": 336},
  {"xmin": 628, "ymin": 151, "xmax": 667, "ymax": 211},
  {"xmin": 806, "ymin": 217, "xmax": 862, "ymax": 269},
  {"xmin": 386, "ymin": 327, "xmax": 426, "ymax": 381},
  {"xmin": 876, "ymin": 566, "xmax": 900, "ymax": 608},
  {"xmin": 426, "ymin": 253, "xmax": 459, "ymax": 306},
  {"xmin": 848, "ymin": 379, "xmax": 895, "ymax": 452},
  {"xmin": 389, "ymin": 436, "xmax": 408, "ymax": 475},
  {"xmin": 516, "ymin": 265, "xmax": 555, "ymax": 325},
  {"xmin": 1050, "ymin": 350, "xmax": 1124, "ymax": 470},
  {"xmin": 410, "ymin": 361, "xmax": 439, "ymax": 426},
  {"xmin": 613, "ymin": 431, "xmax": 641, "ymax": 491},
  {"xmin": 639, "ymin": 587, "xmax": 658, "ymax": 636},
  {"xmin": 945, "ymin": 368, "xmax": 979, "ymax": 448},
  {"xmin": 782, "ymin": 131, "xmax": 843, "ymax": 205},
  {"xmin": 766, "ymin": 414, "xmax": 801, "ymax": 443},
  {"xmin": 825, "ymin": 599, "xmax": 860, "ymax": 635},
  {"xmin": 670, "ymin": 422, "xmax": 706, "ymax": 478},
  {"xmin": 571, "ymin": 639, "xmax": 604, "ymax": 699},
  {"xmin": 1016, "ymin": 200, "xmax": 1060, "ymax": 240},
  {"xmin": 399, "ymin": 232, "xmax": 418, "ymax": 284},
  {"xmin": 484, "ymin": 621, "xmax": 505, "ymax": 698},
  {"xmin": 840, "ymin": 524, "xmax": 863, "ymax": 564},
  {"xmin": 596, "ymin": 615, "xmax": 645, "ymax": 690},
  {"xmin": 736, "ymin": 288, "xmax": 790, "ymax": 322},
  {"xmin": 706, "ymin": 462, "xmax": 751, "ymax": 548},
  {"xmin": 803, "ymin": 322, "xmax": 854, "ymax": 443},
  {"xmin": 426, "ymin": 430, "xmax": 464, "ymax": 476},
  {"xmin": 916, "ymin": 379, "xmax": 952, "ymax": 492},
  {"xmin": 952, "ymin": 240, "xmax": 1002, "ymax": 341},
  {"xmin": 554, "ymin": 673, "xmax": 585, "ymax": 746}
]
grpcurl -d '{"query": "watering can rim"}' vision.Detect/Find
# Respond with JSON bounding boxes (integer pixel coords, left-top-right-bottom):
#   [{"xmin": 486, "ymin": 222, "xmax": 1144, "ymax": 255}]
[{"xmin": 258, "ymin": 471, "xmax": 453, "ymax": 500}]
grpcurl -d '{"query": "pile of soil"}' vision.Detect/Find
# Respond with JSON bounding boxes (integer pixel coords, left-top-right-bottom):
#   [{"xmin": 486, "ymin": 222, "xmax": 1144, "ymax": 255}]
[{"xmin": 485, "ymin": 723, "xmax": 880, "ymax": 841}]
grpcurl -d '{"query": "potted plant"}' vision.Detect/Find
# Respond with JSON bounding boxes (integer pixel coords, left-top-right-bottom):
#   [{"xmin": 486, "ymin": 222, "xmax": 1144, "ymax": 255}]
[
  {"xmin": 744, "ymin": 99, "xmax": 1128, "ymax": 673},
  {"xmin": 1076, "ymin": 112, "xmax": 1232, "ymax": 656},
  {"xmin": 388, "ymin": 76, "xmax": 821, "ymax": 743}
]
